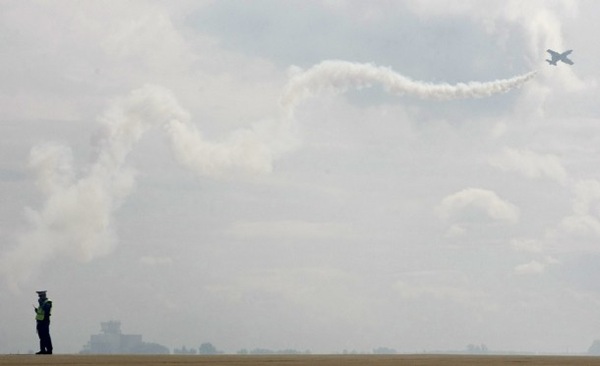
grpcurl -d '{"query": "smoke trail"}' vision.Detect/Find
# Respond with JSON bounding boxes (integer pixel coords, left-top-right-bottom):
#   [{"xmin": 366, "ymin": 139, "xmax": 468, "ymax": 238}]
[
  {"xmin": 165, "ymin": 116, "xmax": 298, "ymax": 177},
  {"xmin": 281, "ymin": 60, "xmax": 537, "ymax": 111},
  {"xmin": 0, "ymin": 85, "xmax": 189, "ymax": 287},
  {"xmin": 0, "ymin": 85, "xmax": 296, "ymax": 288},
  {"xmin": 1, "ymin": 61, "xmax": 536, "ymax": 288}
]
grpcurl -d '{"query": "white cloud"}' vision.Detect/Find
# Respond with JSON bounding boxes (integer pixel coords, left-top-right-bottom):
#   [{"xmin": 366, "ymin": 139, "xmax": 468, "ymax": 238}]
[
  {"xmin": 405, "ymin": 0, "xmax": 578, "ymax": 57},
  {"xmin": 571, "ymin": 180, "xmax": 600, "ymax": 215},
  {"xmin": 436, "ymin": 188, "xmax": 520, "ymax": 225},
  {"xmin": 514, "ymin": 260, "xmax": 545, "ymax": 275},
  {"xmin": 560, "ymin": 214, "xmax": 600, "ymax": 238},
  {"xmin": 445, "ymin": 224, "xmax": 467, "ymax": 238},
  {"xmin": 489, "ymin": 147, "xmax": 568, "ymax": 184},
  {"xmin": 0, "ymin": 1, "xmax": 282, "ymax": 124},
  {"xmin": 514, "ymin": 256, "xmax": 559, "ymax": 275},
  {"xmin": 511, "ymin": 238, "xmax": 543, "ymax": 253},
  {"xmin": 559, "ymin": 180, "xmax": 600, "ymax": 239}
]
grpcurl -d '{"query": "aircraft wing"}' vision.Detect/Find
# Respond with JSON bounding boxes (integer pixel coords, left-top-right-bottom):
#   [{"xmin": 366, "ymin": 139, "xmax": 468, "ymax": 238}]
[
  {"xmin": 546, "ymin": 49, "xmax": 560, "ymax": 57},
  {"xmin": 562, "ymin": 50, "xmax": 573, "ymax": 56},
  {"xmin": 562, "ymin": 58, "xmax": 574, "ymax": 65}
]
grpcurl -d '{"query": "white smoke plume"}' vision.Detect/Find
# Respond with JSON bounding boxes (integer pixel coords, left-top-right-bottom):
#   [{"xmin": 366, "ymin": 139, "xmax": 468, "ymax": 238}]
[
  {"xmin": 1, "ymin": 61, "xmax": 537, "ymax": 288},
  {"xmin": 165, "ymin": 116, "xmax": 298, "ymax": 177},
  {"xmin": 0, "ymin": 85, "xmax": 293, "ymax": 288},
  {"xmin": 0, "ymin": 86, "xmax": 188, "ymax": 287},
  {"xmin": 281, "ymin": 60, "xmax": 537, "ymax": 111}
]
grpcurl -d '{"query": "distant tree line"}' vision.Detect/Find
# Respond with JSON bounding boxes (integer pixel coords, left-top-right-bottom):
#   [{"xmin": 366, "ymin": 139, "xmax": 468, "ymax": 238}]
[
  {"xmin": 173, "ymin": 343, "xmax": 222, "ymax": 354},
  {"xmin": 372, "ymin": 347, "xmax": 397, "ymax": 354},
  {"xmin": 237, "ymin": 348, "xmax": 310, "ymax": 355},
  {"xmin": 174, "ymin": 343, "xmax": 310, "ymax": 355}
]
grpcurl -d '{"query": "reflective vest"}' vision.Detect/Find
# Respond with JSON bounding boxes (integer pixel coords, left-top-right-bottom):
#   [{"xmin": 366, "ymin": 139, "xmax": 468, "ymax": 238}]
[{"xmin": 35, "ymin": 299, "xmax": 51, "ymax": 321}]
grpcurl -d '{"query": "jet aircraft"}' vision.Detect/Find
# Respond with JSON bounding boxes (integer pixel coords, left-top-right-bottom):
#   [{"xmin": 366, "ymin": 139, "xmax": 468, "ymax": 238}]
[{"xmin": 546, "ymin": 49, "xmax": 574, "ymax": 66}]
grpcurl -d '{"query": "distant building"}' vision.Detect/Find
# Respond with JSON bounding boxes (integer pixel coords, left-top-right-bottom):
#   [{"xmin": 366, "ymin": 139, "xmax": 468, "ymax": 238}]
[{"xmin": 80, "ymin": 321, "xmax": 169, "ymax": 354}]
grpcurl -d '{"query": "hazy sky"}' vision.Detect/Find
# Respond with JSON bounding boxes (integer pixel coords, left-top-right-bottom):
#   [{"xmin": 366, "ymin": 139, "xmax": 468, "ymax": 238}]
[{"xmin": 1, "ymin": 0, "xmax": 599, "ymax": 354}]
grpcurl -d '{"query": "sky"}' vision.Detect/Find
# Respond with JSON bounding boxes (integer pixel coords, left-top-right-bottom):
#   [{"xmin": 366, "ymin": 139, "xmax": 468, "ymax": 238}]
[{"xmin": 1, "ymin": 0, "xmax": 600, "ymax": 355}]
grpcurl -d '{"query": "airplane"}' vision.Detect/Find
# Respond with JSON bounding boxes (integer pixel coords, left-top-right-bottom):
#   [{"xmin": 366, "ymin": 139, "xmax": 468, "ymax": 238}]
[{"xmin": 546, "ymin": 49, "xmax": 574, "ymax": 66}]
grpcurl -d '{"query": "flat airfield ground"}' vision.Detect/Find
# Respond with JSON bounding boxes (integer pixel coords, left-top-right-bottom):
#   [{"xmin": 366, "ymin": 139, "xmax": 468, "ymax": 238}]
[{"xmin": 2, "ymin": 355, "xmax": 600, "ymax": 366}]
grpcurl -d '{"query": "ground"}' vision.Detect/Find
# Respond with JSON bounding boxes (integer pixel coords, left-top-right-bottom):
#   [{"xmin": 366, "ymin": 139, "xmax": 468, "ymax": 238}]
[{"xmin": 2, "ymin": 355, "xmax": 600, "ymax": 366}]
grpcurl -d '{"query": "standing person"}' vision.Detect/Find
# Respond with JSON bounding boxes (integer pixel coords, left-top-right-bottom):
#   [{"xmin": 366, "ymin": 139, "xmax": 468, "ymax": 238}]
[{"xmin": 34, "ymin": 290, "xmax": 53, "ymax": 355}]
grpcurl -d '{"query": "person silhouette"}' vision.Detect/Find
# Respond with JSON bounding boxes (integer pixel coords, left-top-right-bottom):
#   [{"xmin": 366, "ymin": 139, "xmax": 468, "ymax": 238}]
[{"xmin": 34, "ymin": 290, "xmax": 53, "ymax": 355}]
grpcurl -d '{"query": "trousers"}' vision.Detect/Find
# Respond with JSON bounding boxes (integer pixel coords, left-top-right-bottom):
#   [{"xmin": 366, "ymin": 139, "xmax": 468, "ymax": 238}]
[{"xmin": 36, "ymin": 321, "xmax": 53, "ymax": 354}]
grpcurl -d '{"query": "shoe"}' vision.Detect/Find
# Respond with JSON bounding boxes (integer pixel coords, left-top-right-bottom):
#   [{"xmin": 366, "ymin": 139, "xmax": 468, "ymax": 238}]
[{"xmin": 35, "ymin": 351, "xmax": 46, "ymax": 355}]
